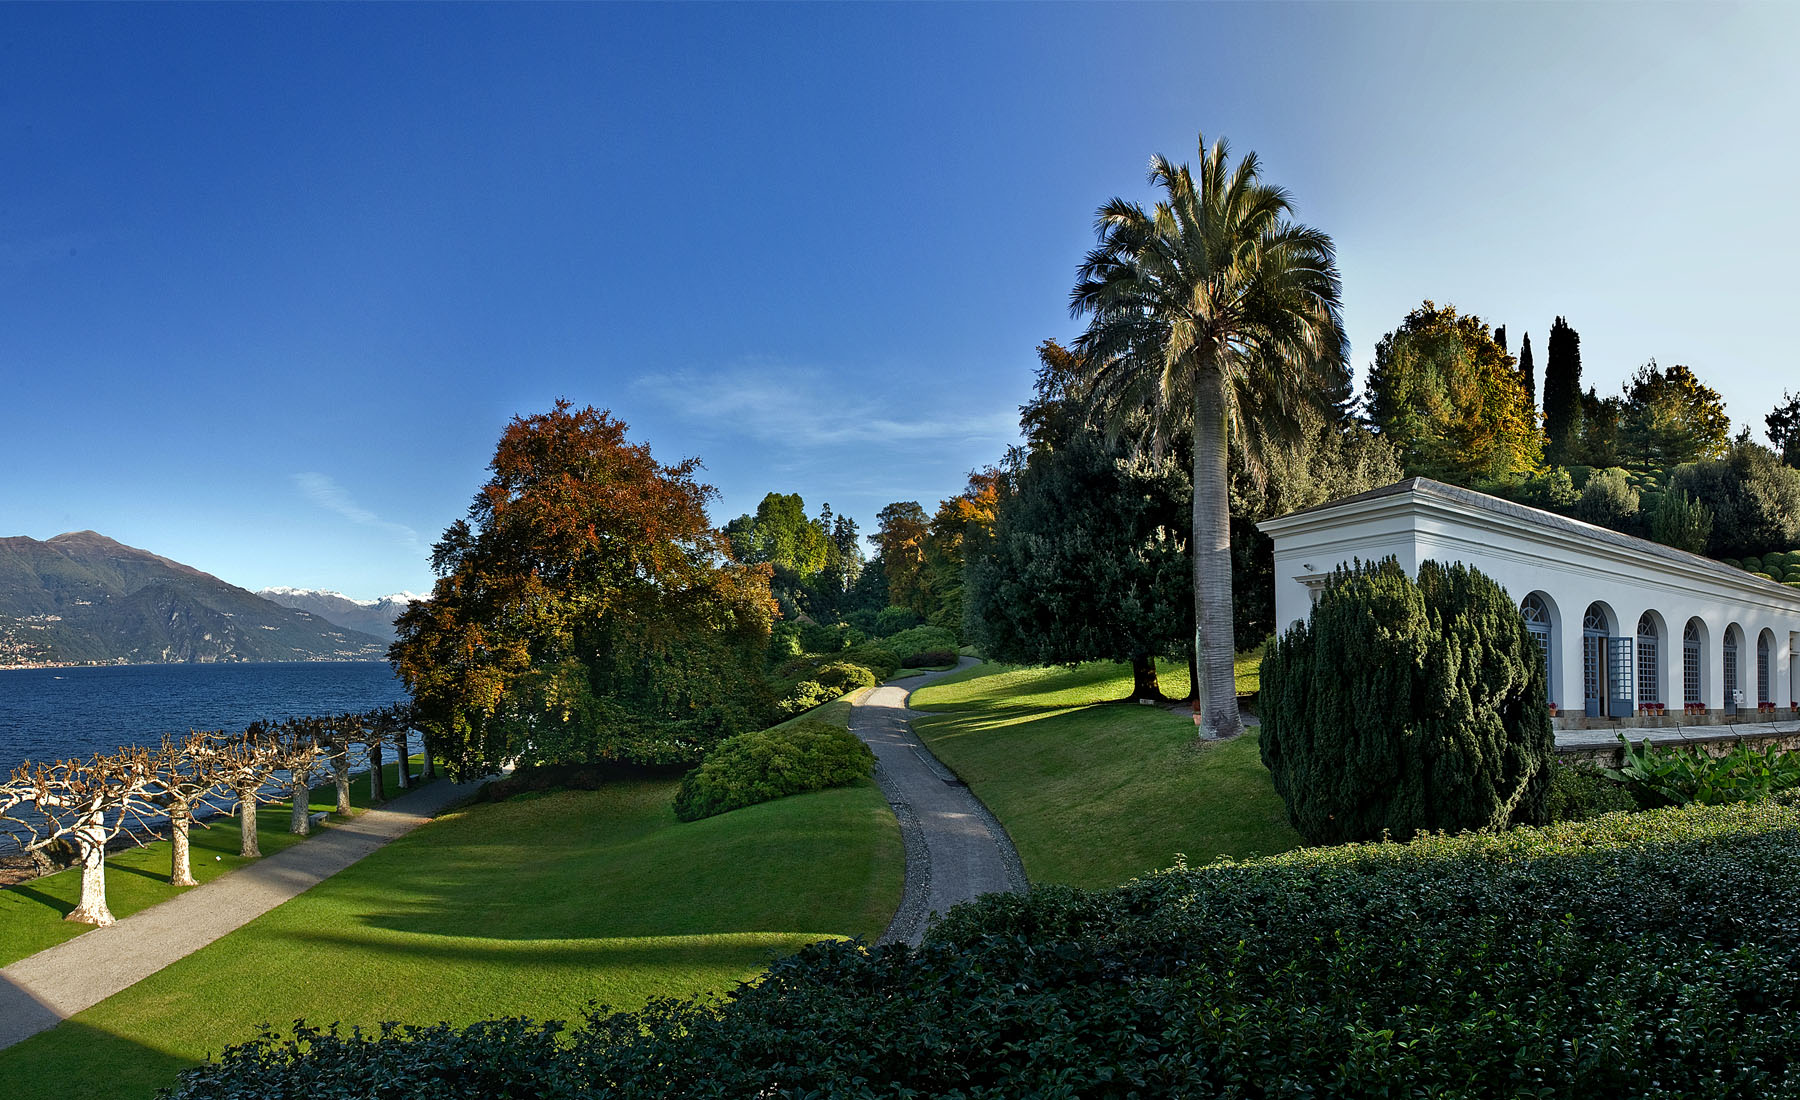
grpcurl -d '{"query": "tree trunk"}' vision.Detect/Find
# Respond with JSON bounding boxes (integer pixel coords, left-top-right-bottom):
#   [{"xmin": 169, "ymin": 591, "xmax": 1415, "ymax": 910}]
[
  {"xmin": 1130, "ymin": 654, "xmax": 1163, "ymax": 703},
  {"xmin": 368, "ymin": 743, "xmax": 385, "ymax": 804},
  {"xmin": 333, "ymin": 745, "xmax": 352, "ymax": 815},
  {"xmin": 289, "ymin": 771, "xmax": 311, "ymax": 836},
  {"xmin": 170, "ymin": 803, "xmax": 197, "ymax": 887},
  {"xmin": 237, "ymin": 781, "xmax": 261, "ymax": 857},
  {"xmin": 394, "ymin": 730, "xmax": 412, "ymax": 791},
  {"xmin": 64, "ymin": 813, "xmax": 114, "ymax": 926},
  {"xmin": 1193, "ymin": 367, "xmax": 1245, "ymax": 740},
  {"xmin": 422, "ymin": 739, "xmax": 435, "ymax": 781}
]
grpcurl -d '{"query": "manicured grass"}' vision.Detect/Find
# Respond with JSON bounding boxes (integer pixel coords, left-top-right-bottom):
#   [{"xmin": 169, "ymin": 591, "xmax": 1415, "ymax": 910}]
[
  {"xmin": 0, "ymin": 776, "xmax": 902, "ymax": 1100},
  {"xmin": 0, "ymin": 759, "xmax": 427, "ymax": 968},
  {"xmin": 773, "ymin": 688, "xmax": 865, "ymax": 732},
  {"xmin": 911, "ymin": 661, "xmax": 1300, "ymax": 889}
]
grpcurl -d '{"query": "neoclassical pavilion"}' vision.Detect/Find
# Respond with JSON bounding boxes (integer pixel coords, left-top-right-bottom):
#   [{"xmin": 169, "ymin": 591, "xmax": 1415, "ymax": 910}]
[{"xmin": 1259, "ymin": 478, "xmax": 1800, "ymax": 724}]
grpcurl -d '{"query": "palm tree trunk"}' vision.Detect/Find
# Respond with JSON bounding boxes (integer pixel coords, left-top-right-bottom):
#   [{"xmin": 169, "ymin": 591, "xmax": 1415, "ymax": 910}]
[{"xmin": 1193, "ymin": 367, "xmax": 1244, "ymax": 740}]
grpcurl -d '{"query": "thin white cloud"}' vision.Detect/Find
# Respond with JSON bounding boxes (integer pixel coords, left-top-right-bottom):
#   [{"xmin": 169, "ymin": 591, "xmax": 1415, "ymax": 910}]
[
  {"xmin": 293, "ymin": 473, "xmax": 424, "ymax": 552},
  {"xmin": 633, "ymin": 366, "xmax": 1019, "ymax": 448}
]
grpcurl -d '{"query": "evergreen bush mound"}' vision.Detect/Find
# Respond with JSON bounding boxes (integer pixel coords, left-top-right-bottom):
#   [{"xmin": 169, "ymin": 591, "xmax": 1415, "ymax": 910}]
[
  {"xmin": 168, "ymin": 802, "xmax": 1800, "ymax": 1100},
  {"xmin": 671, "ymin": 721, "xmax": 874, "ymax": 822},
  {"xmin": 880, "ymin": 624, "xmax": 958, "ymax": 663},
  {"xmin": 1260, "ymin": 558, "xmax": 1553, "ymax": 844},
  {"xmin": 901, "ymin": 649, "xmax": 958, "ymax": 669},
  {"xmin": 811, "ymin": 661, "xmax": 876, "ymax": 695},
  {"xmin": 873, "ymin": 606, "xmax": 924, "ymax": 636},
  {"xmin": 839, "ymin": 642, "xmax": 901, "ymax": 683}
]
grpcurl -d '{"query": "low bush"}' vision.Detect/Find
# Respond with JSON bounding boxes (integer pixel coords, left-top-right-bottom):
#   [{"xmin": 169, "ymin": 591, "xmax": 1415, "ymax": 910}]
[
  {"xmin": 671, "ymin": 721, "xmax": 874, "ymax": 822},
  {"xmin": 774, "ymin": 679, "xmax": 833, "ymax": 717},
  {"xmin": 839, "ymin": 642, "xmax": 900, "ymax": 683},
  {"xmin": 170, "ymin": 802, "xmax": 1800, "ymax": 1099},
  {"xmin": 812, "ymin": 661, "xmax": 876, "ymax": 694},
  {"xmin": 900, "ymin": 649, "xmax": 957, "ymax": 669},
  {"xmin": 1605, "ymin": 735, "xmax": 1800, "ymax": 807},
  {"xmin": 799, "ymin": 621, "xmax": 851, "ymax": 655},
  {"xmin": 873, "ymin": 606, "xmax": 924, "ymax": 635},
  {"xmin": 880, "ymin": 624, "xmax": 958, "ymax": 662},
  {"xmin": 1545, "ymin": 760, "xmax": 1637, "ymax": 821}
]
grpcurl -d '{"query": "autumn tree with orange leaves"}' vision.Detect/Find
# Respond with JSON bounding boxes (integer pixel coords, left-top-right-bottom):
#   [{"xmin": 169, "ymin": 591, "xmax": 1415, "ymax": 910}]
[{"xmin": 391, "ymin": 402, "xmax": 777, "ymax": 780}]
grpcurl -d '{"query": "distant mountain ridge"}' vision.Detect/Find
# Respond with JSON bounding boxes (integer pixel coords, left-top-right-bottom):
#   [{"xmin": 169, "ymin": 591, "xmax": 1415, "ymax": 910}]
[
  {"xmin": 0, "ymin": 532, "xmax": 388, "ymax": 666},
  {"xmin": 255, "ymin": 587, "xmax": 422, "ymax": 643}
]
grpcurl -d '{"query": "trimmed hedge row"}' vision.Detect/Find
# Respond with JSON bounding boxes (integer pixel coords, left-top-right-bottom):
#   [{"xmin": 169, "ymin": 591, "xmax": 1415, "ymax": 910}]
[{"xmin": 169, "ymin": 801, "xmax": 1800, "ymax": 1098}]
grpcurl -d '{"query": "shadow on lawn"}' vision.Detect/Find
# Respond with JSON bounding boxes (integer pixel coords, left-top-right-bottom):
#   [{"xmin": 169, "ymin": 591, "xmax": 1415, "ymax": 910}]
[
  {"xmin": 281, "ymin": 925, "xmax": 836, "ymax": 970},
  {"xmin": 0, "ymin": 1010, "xmax": 201, "ymax": 1100},
  {"xmin": 4, "ymin": 884, "xmax": 73, "ymax": 918}
]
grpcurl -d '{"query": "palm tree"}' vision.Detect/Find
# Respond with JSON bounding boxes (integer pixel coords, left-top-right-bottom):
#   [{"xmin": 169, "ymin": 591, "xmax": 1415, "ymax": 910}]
[{"xmin": 1071, "ymin": 134, "xmax": 1348, "ymax": 740}]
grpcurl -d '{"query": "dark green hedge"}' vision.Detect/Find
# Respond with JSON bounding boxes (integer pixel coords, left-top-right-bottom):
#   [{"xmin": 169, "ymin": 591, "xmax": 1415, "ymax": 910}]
[
  {"xmin": 671, "ymin": 720, "xmax": 874, "ymax": 822},
  {"xmin": 169, "ymin": 801, "xmax": 1800, "ymax": 1099}
]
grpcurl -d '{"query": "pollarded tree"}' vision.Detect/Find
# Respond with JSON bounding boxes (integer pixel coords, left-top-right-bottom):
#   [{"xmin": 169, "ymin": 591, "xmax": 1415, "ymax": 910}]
[
  {"xmin": 1258, "ymin": 558, "xmax": 1552, "ymax": 844},
  {"xmin": 1071, "ymin": 133, "xmax": 1349, "ymax": 739},
  {"xmin": 269, "ymin": 720, "xmax": 325, "ymax": 836},
  {"xmin": 149, "ymin": 730, "xmax": 236, "ymax": 886},
  {"xmin": 0, "ymin": 749, "xmax": 159, "ymax": 925},
  {"xmin": 217, "ymin": 724, "xmax": 284, "ymax": 858}
]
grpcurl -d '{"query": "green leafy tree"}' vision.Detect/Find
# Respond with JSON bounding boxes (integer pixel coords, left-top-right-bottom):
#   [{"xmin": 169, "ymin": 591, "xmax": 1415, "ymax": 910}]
[
  {"xmin": 1765, "ymin": 390, "xmax": 1800, "ymax": 468},
  {"xmin": 1572, "ymin": 467, "xmax": 1640, "ymax": 531},
  {"xmin": 1543, "ymin": 316, "xmax": 1583, "ymax": 465},
  {"xmin": 871, "ymin": 501, "xmax": 930, "ymax": 618},
  {"xmin": 1364, "ymin": 301, "xmax": 1541, "ymax": 485},
  {"xmin": 1069, "ymin": 133, "xmax": 1349, "ymax": 740},
  {"xmin": 1669, "ymin": 438, "xmax": 1800, "ymax": 559},
  {"xmin": 1650, "ymin": 487, "xmax": 1713, "ymax": 554},
  {"xmin": 1259, "ymin": 558, "xmax": 1553, "ymax": 844},
  {"xmin": 1619, "ymin": 361, "xmax": 1731, "ymax": 470},
  {"xmin": 1571, "ymin": 386, "xmax": 1622, "ymax": 468},
  {"xmin": 390, "ymin": 402, "xmax": 777, "ymax": 780}
]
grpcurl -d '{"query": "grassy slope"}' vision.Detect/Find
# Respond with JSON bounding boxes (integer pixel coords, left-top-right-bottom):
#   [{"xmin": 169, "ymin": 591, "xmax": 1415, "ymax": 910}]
[
  {"xmin": 0, "ymin": 760, "xmax": 422, "ymax": 968},
  {"xmin": 0, "ymin": 776, "xmax": 902, "ymax": 1100},
  {"xmin": 910, "ymin": 659, "xmax": 1298, "ymax": 889}
]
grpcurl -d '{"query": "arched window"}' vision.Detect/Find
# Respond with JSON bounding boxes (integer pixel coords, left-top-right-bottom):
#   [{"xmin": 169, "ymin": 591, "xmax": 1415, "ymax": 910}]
[
  {"xmin": 1684, "ymin": 620, "xmax": 1702, "ymax": 706},
  {"xmin": 1582, "ymin": 604, "xmax": 1609, "ymax": 713},
  {"xmin": 1724, "ymin": 628, "xmax": 1742, "ymax": 710},
  {"xmin": 1636, "ymin": 613, "xmax": 1660, "ymax": 706},
  {"xmin": 1758, "ymin": 632, "xmax": 1772, "ymax": 706},
  {"xmin": 1521, "ymin": 594, "xmax": 1553, "ymax": 703}
]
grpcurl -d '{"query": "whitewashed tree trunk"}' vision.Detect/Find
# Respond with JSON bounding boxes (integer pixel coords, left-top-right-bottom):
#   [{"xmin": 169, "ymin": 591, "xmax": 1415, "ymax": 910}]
[
  {"xmin": 289, "ymin": 770, "xmax": 311, "ymax": 836},
  {"xmin": 64, "ymin": 813, "xmax": 114, "ymax": 926},
  {"xmin": 332, "ymin": 744, "xmax": 352, "ymax": 815},
  {"xmin": 237, "ymin": 780, "xmax": 261, "ymax": 857},
  {"xmin": 422, "ymin": 740, "xmax": 435, "ymax": 781},
  {"xmin": 394, "ymin": 731, "xmax": 411, "ymax": 791},
  {"xmin": 169, "ymin": 803, "xmax": 198, "ymax": 886},
  {"xmin": 368, "ymin": 743, "xmax": 385, "ymax": 803}
]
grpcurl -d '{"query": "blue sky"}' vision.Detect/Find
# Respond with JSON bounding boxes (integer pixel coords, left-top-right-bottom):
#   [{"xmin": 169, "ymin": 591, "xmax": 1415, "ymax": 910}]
[{"xmin": 4, "ymin": 3, "xmax": 1796, "ymax": 599}]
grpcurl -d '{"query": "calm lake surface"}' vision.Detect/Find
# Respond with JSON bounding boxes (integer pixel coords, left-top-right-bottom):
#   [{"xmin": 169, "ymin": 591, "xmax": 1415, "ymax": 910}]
[{"xmin": 0, "ymin": 661, "xmax": 410, "ymax": 769}]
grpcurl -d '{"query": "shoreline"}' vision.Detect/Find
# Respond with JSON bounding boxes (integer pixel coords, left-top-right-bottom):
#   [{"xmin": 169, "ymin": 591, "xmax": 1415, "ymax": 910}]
[{"xmin": 1, "ymin": 657, "xmax": 392, "ymax": 672}]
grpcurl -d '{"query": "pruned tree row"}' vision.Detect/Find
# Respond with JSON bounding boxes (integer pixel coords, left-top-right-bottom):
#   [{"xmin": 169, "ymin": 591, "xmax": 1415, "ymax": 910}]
[{"xmin": 0, "ymin": 706, "xmax": 425, "ymax": 926}]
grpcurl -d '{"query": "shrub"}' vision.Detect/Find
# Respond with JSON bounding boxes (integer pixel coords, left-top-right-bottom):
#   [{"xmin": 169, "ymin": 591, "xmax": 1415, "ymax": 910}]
[
  {"xmin": 1573, "ymin": 465, "xmax": 1640, "ymax": 530},
  {"xmin": 881, "ymin": 624, "xmax": 958, "ymax": 662},
  {"xmin": 171, "ymin": 802, "xmax": 1800, "ymax": 1099},
  {"xmin": 1260, "ymin": 558, "xmax": 1553, "ymax": 843},
  {"xmin": 1545, "ymin": 761, "xmax": 1637, "ymax": 821},
  {"xmin": 812, "ymin": 662, "xmax": 875, "ymax": 694},
  {"xmin": 671, "ymin": 721, "xmax": 874, "ymax": 821},
  {"xmin": 774, "ymin": 680, "xmax": 833, "ymax": 717},
  {"xmin": 901, "ymin": 649, "xmax": 957, "ymax": 669},
  {"xmin": 839, "ymin": 642, "xmax": 901, "ymax": 683},
  {"xmin": 799, "ymin": 621, "xmax": 850, "ymax": 655},
  {"xmin": 766, "ymin": 621, "xmax": 803, "ymax": 661},
  {"xmin": 873, "ymin": 606, "xmax": 924, "ymax": 636},
  {"xmin": 1604, "ymin": 735, "xmax": 1800, "ymax": 807}
]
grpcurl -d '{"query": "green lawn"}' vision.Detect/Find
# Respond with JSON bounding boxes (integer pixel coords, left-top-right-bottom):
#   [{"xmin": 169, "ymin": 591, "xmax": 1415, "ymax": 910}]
[
  {"xmin": 0, "ymin": 759, "xmax": 426, "ymax": 968},
  {"xmin": 910, "ymin": 660, "xmax": 1299, "ymax": 889},
  {"xmin": 0, "ymin": 776, "xmax": 902, "ymax": 1100}
]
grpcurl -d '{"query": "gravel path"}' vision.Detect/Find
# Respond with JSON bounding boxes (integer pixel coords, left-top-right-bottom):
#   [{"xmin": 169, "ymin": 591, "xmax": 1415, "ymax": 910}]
[
  {"xmin": 853, "ymin": 657, "xmax": 1027, "ymax": 946},
  {"xmin": 0, "ymin": 776, "xmax": 487, "ymax": 1052}
]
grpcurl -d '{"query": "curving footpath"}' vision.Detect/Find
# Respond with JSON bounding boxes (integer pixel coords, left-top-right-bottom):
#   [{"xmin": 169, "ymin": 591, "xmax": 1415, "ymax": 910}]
[
  {"xmin": 0, "ymin": 775, "xmax": 487, "ymax": 1052},
  {"xmin": 854, "ymin": 657, "xmax": 1027, "ymax": 946}
]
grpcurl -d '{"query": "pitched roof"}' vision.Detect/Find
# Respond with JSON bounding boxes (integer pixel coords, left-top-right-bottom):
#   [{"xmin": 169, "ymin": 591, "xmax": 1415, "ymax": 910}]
[{"xmin": 1265, "ymin": 476, "xmax": 1796, "ymax": 598}]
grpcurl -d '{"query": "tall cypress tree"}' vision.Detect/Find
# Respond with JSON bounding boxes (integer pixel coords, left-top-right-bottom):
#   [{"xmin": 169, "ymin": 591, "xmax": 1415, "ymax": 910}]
[
  {"xmin": 1517, "ymin": 332, "xmax": 1537, "ymax": 413},
  {"xmin": 1543, "ymin": 317, "xmax": 1583, "ymax": 464},
  {"xmin": 1493, "ymin": 325, "xmax": 1506, "ymax": 351}
]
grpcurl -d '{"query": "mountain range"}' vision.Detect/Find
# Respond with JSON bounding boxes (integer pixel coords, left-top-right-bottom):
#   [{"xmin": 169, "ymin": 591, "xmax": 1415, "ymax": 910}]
[
  {"xmin": 0, "ymin": 531, "xmax": 390, "ymax": 666},
  {"xmin": 255, "ymin": 587, "xmax": 422, "ymax": 643}
]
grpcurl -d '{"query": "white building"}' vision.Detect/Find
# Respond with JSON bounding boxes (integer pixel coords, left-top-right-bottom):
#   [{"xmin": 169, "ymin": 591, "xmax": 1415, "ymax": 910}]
[{"xmin": 1258, "ymin": 477, "xmax": 1800, "ymax": 725}]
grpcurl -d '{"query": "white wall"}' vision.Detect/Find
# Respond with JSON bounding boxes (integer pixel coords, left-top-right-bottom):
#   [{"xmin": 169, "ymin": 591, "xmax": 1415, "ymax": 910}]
[{"xmin": 1262, "ymin": 483, "xmax": 1800, "ymax": 717}]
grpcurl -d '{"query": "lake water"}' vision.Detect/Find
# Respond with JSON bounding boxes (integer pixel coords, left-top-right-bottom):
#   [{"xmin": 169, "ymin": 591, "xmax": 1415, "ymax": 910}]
[{"xmin": 0, "ymin": 662, "xmax": 411, "ymax": 770}]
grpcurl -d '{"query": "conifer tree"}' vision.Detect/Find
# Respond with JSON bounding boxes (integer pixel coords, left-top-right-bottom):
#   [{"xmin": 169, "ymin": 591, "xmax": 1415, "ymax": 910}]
[
  {"xmin": 1543, "ymin": 317, "xmax": 1583, "ymax": 464},
  {"xmin": 1517, "ymin": 332, "xmax": 1536, "ymax": 412},
  {"xmin": 1259, "ymin": 558, "xmax": 1552, "ymax": 844}
]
